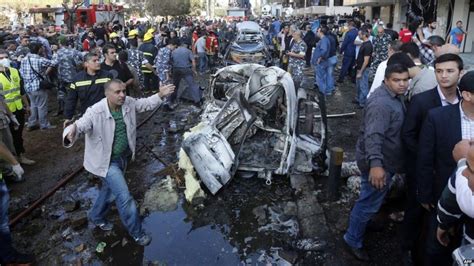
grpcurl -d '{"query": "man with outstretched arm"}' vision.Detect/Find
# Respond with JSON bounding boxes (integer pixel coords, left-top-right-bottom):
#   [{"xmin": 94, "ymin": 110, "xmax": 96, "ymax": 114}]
[{"xmin": 65, "ymin": 79, "xmax": 174, "ymax": 246}]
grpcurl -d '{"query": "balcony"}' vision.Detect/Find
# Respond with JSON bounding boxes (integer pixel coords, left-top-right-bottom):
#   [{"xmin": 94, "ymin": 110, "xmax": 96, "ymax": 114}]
[{"xmin": 343, "ymin": 0, "xmax": 395, "ymax": 6}]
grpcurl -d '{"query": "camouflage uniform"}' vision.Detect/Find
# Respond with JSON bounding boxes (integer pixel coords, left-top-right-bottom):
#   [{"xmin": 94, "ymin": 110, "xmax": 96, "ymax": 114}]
[
  {"xmin": 154, "ymin": 47, "xmax": 172, "ymax": 82},
  {"xmin": 288, "ymin": 40, "xmax": 307, "ymax": 83},
  {"xmin": 52, "ymin": 47, "xmax": 83, "ymax": 114},
  {"xmin": 370, "ymin": 33, "xmax": 392, "ymax": 79},
  {"xmin": 127, "ymin": 48, "xmax": 148, "ymax": 90}
]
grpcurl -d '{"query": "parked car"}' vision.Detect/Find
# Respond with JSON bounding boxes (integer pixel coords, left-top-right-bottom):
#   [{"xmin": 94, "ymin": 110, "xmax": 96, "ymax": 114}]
[
  {"xmin": 224, "ymin": 21, "xmax": 272, "ymax": 66},
  {"xmin": 182, "ymin": 64, "xmax": 327, "ymax": 194}
]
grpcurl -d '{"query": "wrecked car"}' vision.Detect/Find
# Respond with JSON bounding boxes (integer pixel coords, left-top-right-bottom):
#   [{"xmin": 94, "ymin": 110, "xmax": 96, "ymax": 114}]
[
  {"xmin": 182, "ymin": 64, "xmax": 327, "ymax": 195},
  {"xmin": 224, "ymin": 21, "xmax": 272, "ymax": 66}
]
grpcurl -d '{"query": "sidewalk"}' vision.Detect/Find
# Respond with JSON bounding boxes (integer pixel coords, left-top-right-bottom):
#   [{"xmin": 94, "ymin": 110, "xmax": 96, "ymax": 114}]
[{"xmin": 460, "ymin": 53, "xmax": 474, "ymax": 71}]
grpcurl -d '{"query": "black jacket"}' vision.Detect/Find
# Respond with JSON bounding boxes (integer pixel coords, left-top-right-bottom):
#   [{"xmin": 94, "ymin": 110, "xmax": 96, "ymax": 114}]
[
  {"xmin": 65, "ymin": 69, "xmax": 113, "ymax": 119},
  {"xmin": 402, "ymin": 87, "xmax": 442, "ymax": 175},
  {"xmin": 416, "ymin": 103, "xmax": 462, "ymax": 204}
]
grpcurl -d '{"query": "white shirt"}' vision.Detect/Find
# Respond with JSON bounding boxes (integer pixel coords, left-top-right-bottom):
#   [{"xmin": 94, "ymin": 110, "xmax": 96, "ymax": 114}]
[
  {"xmin": 459, "ymin": 102, "xmax": 474, "ymax": 140},
  {"xmin": 436, "ymin": 86, "xmax": 460, "ymax": 106},
  {"xmin": 367, "ymin": 60, "xmax": 387, "ymax": 98},
  {"xmin": 195, "ymin": 36, "xmax": 206, "ymax": 53},
  {"xmin": 455, "ymin": 165, "xmax": 474, "ymax": 218}
]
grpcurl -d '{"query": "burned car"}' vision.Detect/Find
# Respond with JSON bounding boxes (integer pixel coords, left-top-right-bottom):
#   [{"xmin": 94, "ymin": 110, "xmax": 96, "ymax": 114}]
[
  {"xmin": 181, "ymin": 64, "xmax": 327, "ymax": 195},
  {"xmin": 224, "ymin": 21, "xmax": 272, "ymax": 66}
]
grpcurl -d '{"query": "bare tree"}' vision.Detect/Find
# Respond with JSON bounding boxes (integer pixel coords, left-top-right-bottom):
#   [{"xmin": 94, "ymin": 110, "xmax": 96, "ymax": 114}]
[{"xmin": 62, "ymin": 0, "xmax": 83, "ymax": 32}]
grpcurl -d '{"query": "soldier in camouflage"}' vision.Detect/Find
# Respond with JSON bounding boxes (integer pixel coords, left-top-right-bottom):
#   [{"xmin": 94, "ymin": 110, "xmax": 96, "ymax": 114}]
[
  {"xmin": 52, "ymin": 37, "xmax": 83, "ymax": 116},
  {"xmin": 127, "ymin": 30, "xmax": 152, "ymax": 91}
]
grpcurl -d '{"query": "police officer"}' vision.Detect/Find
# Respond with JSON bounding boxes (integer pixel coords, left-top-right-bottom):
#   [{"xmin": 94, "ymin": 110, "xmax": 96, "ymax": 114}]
[
  {"xmin": 169, "ymin": 39, "xmax": 201, "ymax": 109},
  {"xmin": 0, "ymin": 50, "xmax": 34, "ymax": 165},
  {"xmin": 138, "ymin": 30, "xmax": 158, "ymax": 92},
  {"xmin": 52, "ymin": 36, "xmax": 83, "ymax": 116},
  {"xmin": 127, "ymin": 29, "xmax": 152, "ymax": 91},
  {"xmin": 63, "ymin": 52, "xmax": 113, "ymax": 127}
]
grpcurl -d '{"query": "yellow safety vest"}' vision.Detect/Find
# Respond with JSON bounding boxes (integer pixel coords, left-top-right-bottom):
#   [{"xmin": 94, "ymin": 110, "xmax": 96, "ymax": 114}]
[{"xmin": 0, "ymin": 68, "xmax": 23, "ymax": 112}]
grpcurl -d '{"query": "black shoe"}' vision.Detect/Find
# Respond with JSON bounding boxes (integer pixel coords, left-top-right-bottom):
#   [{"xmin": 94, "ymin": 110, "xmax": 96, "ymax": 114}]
[
  {"xmin": 3, "ymin": 250, "xmax": 35, "ymax": 264},
  {"xmin": 342, "ymin": 239, "xmax": 370, "ymax": 261}
]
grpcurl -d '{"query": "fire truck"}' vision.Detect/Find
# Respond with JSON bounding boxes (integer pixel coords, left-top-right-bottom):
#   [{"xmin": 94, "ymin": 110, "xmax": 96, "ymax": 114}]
[{"xmin": 28, "ymin": 3, "xmax": 125, "ymax": 28}]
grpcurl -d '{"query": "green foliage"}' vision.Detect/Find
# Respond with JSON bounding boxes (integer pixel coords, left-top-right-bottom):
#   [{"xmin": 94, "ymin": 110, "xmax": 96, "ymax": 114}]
[{"xmin": 146, "ymin": 0, "xmax": 191, "ymax": 16}]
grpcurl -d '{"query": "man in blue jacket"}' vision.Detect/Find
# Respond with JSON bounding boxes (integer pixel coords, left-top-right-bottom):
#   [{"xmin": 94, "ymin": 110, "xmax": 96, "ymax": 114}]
[
  {"xmin": 337, "ymin": 21, "xmax": 358, "ymax": 83},
  {"xmin": 311, "ymin": 26, "xmax": 331, "ymax": 95}
]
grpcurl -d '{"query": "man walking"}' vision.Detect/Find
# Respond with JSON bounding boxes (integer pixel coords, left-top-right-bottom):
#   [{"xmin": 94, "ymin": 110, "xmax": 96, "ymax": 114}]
[
  {"xmin": 65, "ymin": 80, "xmax": 175, "ymax": 246},
  {"xmin": 343, "ymin": 64, "xmax": 410, "ymax": 261},
  {"xmin": 169, "ymin": 39, "xmax": 201, "ymax": 109}
]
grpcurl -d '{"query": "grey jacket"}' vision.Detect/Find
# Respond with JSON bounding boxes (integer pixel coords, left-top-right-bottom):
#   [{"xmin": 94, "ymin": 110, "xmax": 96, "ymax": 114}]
[
  {"xmin": 73, "ymin": 94, "xmax": 162, "ymax": 177},
  {"xmin": 356, "ymin": 83, "xmax": 406, "ymax": 174}
]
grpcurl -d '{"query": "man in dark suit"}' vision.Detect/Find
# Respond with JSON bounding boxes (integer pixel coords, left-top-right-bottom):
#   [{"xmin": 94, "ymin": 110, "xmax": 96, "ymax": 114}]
[
  {"xmin": 400, "ymin": 53, "xmax": 462, "ymax": 264},
  {"xmin": 416, "ymin": 55, "xmax": 466, "ymax": 266}
]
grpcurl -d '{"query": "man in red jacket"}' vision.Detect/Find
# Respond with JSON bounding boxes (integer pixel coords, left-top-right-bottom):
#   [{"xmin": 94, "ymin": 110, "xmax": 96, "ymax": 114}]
[{"xmin": 205, "ymin": 30, "xmax": 219, "ymax": 69}]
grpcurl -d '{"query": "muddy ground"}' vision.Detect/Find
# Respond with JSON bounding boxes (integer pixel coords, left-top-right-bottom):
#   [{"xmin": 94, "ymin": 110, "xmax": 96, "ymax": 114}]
[{"xmin": 5, "ymin": 62, "xmax": 405, "ymax": 265}]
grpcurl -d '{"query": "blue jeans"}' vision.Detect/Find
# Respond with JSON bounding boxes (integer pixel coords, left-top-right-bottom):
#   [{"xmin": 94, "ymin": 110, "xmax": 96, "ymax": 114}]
[
  {"xmin": 344, "ymin": 171, "xmax": 393, "ymax": 248},
  {"xmin": 0, "ymin": 180, "xmax": 14, "ymax": 261},
  {"xmin": 89, "ymin": 155, "xmax": 143, "ymax": 239},
  {"xmin": 197, "ymin": 52, "xmax": 207, "ymax": 73},
  {"xmin": 356, "ymin": 69, "xmax": 370, "ymax": 107},
  {"xmin": 327, "ymin": 56, "xmax": 337, "ymax": 92},
  {"xmin": 338, "ymin": 54, "xmax": 355, "ymax": 81},
  {"xmin": 315, "ymin": 61, "xmax": 329, "ymax": 95}
]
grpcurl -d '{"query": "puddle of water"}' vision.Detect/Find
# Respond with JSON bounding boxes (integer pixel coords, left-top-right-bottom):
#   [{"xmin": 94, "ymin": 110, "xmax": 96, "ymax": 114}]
[{"xmin": 142, "ymin": 202, "xmax": 256, "ymax": 265}]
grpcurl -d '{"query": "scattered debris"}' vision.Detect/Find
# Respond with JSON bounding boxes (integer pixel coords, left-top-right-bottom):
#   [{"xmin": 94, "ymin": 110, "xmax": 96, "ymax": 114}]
[
  {"xmin": 63, "ymin": 199, "xmax": 80, "ymax": 212},
  {"xmin": 346, "ymin": 175, "xmax": 361, "ymax": 194},
  {"xmin": 141, "ymin": 176, "xmax": 179, "ymax": 213},
  {"xmin": 110, "ymin": 240, "xmax": 121, "ymax": 248},
  {"xmin": 389, "ymin": 211, "xmax": 405, "ymax": 223},
  {"xmin": 341, "ymin": 161, "xmax": 360, "ymax": 178},
  {"xmin": 95, "ymin": 242, "xmax": 106, "ymax": 253},
  {"xmin": 121, "ymin": 237, "xmax": 128, "ymax": 247},
  {"xmin": 252, "ymin": 205, "xmax": 268, "ymax": 226},
  {"xmin": 74, "ymin": 243, "xmax": 85, "ymax": 253},
  {"xmin": 294, "ymin": 238, "xmax": 327, "ymax": 251},
  {"xmin": 258, "ymin": 205, "xmax": 299, "ymax": 237},
  {"xmin": 69, "ymin": 211, "xmax": 88, "ymax": 230},
  {"xmin": 179, "ymin": 123, "xmax": 207, "ymax": 204}
]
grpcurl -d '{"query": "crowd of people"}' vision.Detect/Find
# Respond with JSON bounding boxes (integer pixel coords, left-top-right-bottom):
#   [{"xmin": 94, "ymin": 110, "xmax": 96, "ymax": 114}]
[{"xmin": 0, "ymin": 11, "xmax": 470, "ymax": 265}]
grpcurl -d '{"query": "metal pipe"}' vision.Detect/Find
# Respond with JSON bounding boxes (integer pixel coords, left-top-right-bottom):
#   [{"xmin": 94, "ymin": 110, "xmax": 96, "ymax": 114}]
[
  {"xmin": 298, "ymin": 112, "xmax": 356, "ymax": 119},
  {"xmin": 9, "ymin": 166, "xmax": 83, "ymax": 226},
  {"xmin": 9, "ymin": 104, "xmax": 163, "ymax": 227}
]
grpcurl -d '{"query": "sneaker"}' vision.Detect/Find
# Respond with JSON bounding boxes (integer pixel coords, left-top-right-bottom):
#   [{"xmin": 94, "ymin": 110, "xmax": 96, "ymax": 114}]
[
  {"xmin": 19, "ymin": 155, "xmax": 36, "ymax": 165},
  {"xmin": 134, "ymin": 233, "xmax": 152, "ymax": 246},
  {"xmin": 40, "ymin": 125, "xmax": 57, "ymax": 130}
]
